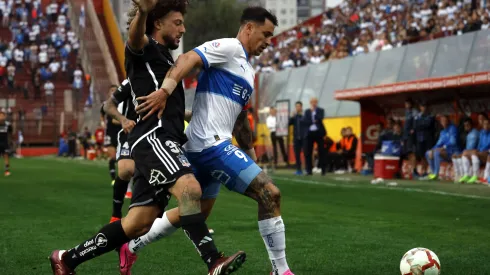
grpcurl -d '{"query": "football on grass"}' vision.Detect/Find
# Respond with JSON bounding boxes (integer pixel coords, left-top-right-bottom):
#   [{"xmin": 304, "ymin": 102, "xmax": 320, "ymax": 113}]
[{"xmin": 400, "ymin": 247, "xmax": 441, "ymax": 275}]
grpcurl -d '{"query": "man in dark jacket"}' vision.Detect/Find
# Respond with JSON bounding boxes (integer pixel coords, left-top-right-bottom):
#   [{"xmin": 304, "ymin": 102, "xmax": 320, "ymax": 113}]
[
  {"xmin": 304, "ymin": 97, "xmax": 326, "ymax": 175},
  {"xmin": 414, "ymin": 101, "xmax": 435, "ymax": 177},
  {"xmin": 289, "ymin": 101, "xmax": 308, "ymax": 175}
]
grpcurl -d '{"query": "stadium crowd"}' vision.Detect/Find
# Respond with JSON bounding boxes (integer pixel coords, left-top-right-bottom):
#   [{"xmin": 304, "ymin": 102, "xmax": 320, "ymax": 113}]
[
  {"xmin": 253, "ymin": 0, "xmax": 490, "ymax": 72},
  {"xmin": 0, "ymin": 0, "xmax": 81, "ymax": 107}
]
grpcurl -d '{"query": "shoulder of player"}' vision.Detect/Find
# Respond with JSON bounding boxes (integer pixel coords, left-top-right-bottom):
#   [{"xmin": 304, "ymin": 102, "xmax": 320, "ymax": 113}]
[{"xmin": 207, "ymin": 38, "xmax": 242, "ymax": 52}]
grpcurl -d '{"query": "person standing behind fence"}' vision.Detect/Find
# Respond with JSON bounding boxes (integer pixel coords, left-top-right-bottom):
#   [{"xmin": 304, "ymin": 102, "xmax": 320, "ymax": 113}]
[
  {"xmin": 289, "ymin": 101, "xmax": 308, "ymax": 175},
  {"xmin": 304, "ymin": 97, "xmax": 326, "ymax": 175},
  {"xmin": 267, "ymin": 106, "xmax": 288, "ymax": 166}
]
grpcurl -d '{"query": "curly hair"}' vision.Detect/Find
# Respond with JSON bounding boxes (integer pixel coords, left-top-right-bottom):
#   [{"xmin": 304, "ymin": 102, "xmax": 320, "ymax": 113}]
[{"xmin": 127, "ymin": 0, "xmax": 188, "ymax": 35}]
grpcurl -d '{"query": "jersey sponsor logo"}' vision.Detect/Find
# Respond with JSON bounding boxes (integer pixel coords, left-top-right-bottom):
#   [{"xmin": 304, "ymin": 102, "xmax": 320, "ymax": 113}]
[
  {"xmin": 96, "ymin": 233, "xmax": 108, "ymax": 247},
  {"xmin": 149, "ymin": 169, "xmax": 167, "ymax": 185},
  {"xmin": 177, "ymin": 154, "xmax": 191, "ymax": 167}
]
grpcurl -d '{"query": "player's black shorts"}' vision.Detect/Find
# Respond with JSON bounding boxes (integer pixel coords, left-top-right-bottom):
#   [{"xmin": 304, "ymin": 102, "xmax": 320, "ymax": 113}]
[
  {"xmin": 104, "ymin": 131, "xmax": 118, "ymax": 148},
  {"xmin": 0, "ymin": 144, "xmax": 7, "ymax": 155},
  {"xmin": 129, "ymin": 131, "xmax": 193, "ymax": 210},
  {"xmin": 116, "ymin": 131, "xmax": 131, "ymax": 161}
]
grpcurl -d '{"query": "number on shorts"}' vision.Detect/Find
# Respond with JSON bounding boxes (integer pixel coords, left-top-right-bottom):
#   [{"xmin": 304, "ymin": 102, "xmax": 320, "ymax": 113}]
[
  {"xmin": 234, "ymin": 150, "xmax": 248, "ymax": 162},
  {"xmin": 165, "ymin": 140, "xmax": 182, "ymax": 154}
]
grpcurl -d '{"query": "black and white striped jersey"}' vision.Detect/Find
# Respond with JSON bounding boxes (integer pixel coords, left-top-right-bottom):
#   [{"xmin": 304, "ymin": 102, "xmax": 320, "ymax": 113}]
[
  {"xmin": 124, "ymin": 35, "xmax": 186, "ymax": 149},
  {"xmin": 0, "ymin": 121, "xmax": 12, "ymax": 145}
]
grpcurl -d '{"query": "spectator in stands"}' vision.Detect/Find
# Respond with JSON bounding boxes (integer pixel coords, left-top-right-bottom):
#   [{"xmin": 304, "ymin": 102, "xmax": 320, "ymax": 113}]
[
  {"xmin": 414, "ymin": 101, "xmax": 435, "ymax": 177},
  {"xmin": 460, "ymin": 116, "xmax": 490, "ymax": 184},
  {"xmin": 425, "ymin": 116, "xmax": 459, "ymax": 181},
  {"xmin": 267, "ymin": 107, "xmax": 288, "ymax": 167},
  {"xmin": 6, "ymin": 60, "xmax": 15, "ymax": 91},
  {"xmin": 72, "ymin": 64, "xmax": 83, "ymax": 105},
  {"xmin": 452, "ymin": 117, "xmax": 479, "ymax": 182},
  {"xmin": 304, "ymin": 97, "xmax": 326, "ymax": 175},
  {"xmin": 32, "ymin": 68, "xmax": 41, "ymax": 99},
  {"xmin": 46, "ymin": 0, "xmax": 59, "ymax": 23},
  {"xmin": 13, "ymin": 46, "xmax": 24, "ymax": 70},
  {"xmin": 38, "ymin": 46, "xmax": 48, "ymax": 66},
  {"xmin": 44, "ymin": 79, "xmax": 54, "ymax": 106},
  {"xmin": 289, "ymin": 101, "xmax": 308, "ymax": 175}
]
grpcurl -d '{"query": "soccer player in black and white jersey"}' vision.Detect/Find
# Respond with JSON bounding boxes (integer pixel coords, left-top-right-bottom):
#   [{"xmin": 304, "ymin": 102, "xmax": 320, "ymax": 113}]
[
  {"xmin": 100, "ymin": 85, "xmax": 122, "ymax": 185},
  {"xmin": 102, "ymin": 80, "xmax": 138, "ymax": 223},
  {"xmin": 49, "ymin": 1, "xmax": 245, "ymax": 274},
  {"xmin": 0, "ymin": 110, "xmax": 12, "ymax": 176}
]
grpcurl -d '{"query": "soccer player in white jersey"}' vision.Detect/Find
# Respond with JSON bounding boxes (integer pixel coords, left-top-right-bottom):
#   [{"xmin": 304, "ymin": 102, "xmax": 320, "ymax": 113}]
[{"xmin": 118, "ymin": 7, "xmax": 295, "ymax": 275}]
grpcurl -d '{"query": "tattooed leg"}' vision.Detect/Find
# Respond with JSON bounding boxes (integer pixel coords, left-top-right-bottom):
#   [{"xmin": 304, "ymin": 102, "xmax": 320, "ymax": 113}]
[
  {"xmin": 244, "ymin": 171, "xmax": 281, "ymax": 220},
  {"xmin": 244, "ymin": 171, "xmax": 292, "ymax": 274}
]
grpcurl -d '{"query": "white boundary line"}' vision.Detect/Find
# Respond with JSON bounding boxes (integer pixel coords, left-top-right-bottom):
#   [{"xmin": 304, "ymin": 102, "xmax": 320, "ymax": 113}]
[
  {"xmin": 34, "ymin": 157, "xmax": 490, "ymax": 200},
  {"xmin": 272, "ymin": 176, "xmax": 490, "ymax": 201}
]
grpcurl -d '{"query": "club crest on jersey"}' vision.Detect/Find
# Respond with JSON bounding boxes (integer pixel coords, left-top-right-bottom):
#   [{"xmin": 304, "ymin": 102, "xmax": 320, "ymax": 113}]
[
  {"xmin": 149, "ymin": 169, "xmax": 167, "ymax": 185},
  {"xmin": 177, "ymin": 155, "xmax": 191, "ymax": 167},
  {"xmin": 211, "ymin": 42, "xmax": 220, "ymax": 48}
]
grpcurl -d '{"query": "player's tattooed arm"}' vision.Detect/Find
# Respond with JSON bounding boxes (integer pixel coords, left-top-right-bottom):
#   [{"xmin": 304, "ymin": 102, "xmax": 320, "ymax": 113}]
[
  {"xmin": 233, "ymin": 110, "xmax": 257, "ymax": 161},
  {"xmin": 103, "ymin": 98, "xmax": 136, "ymax": 133}
]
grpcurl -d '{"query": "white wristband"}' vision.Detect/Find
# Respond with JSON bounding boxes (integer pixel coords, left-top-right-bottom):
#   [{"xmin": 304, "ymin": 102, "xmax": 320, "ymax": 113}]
[{"xmin": 160, "ymin": 78, "xmax": 177, "ymax": 95}]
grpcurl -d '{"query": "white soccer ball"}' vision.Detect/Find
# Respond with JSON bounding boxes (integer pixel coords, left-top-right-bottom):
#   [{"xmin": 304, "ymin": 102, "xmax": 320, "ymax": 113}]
[{"xmin": 400, "ymin": 248, "xmax": 441, "ymax": 275}]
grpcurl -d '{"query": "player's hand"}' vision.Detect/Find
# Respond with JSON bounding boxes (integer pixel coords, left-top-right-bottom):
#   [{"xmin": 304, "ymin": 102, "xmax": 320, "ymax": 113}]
[
  {"xmin": 135, "ymin": 88, "xmax": 169, "ymax": 120},
  {"xmin": 121, "ymin": 118, "xmax": 136, "ymax": 133},
  {"xmin": 132, "ymin": 0, "xmax": 157, "ymax": 13}
]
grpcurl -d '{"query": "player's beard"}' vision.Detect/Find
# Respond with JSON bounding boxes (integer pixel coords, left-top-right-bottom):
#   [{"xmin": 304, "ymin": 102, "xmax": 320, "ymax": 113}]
[{"xmin": 162, "ymin": 34, "xmax": 179, "ymax": 50}]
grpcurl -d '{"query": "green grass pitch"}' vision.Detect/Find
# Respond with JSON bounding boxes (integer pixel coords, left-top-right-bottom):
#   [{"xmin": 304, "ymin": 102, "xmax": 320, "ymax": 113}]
[{"xmin": 1, "ymin": 157, "xmax": 490, "ymax": 274}]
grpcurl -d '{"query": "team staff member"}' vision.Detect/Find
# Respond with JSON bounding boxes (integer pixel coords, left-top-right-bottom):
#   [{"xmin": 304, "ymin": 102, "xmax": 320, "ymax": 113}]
[
  {"xmin": 414, "ymin": 101, "xmax": 435, "ymax": 177},
  {"xmin": 289, "ymin": 101, "xmax": 307, "ymax": 175},
  {"xmin": 267, "ymin": 107, "xmax": 288, "ymax": 166},
  {"xmin": 304, "ymin": 97, "xmax": 326, "ymax": 175}
]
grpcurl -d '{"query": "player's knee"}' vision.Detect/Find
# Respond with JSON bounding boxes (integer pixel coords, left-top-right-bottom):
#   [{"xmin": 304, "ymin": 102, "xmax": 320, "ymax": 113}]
[
  {"xmin": 174, "ymin": 175, "xmax": 202, "ymax": 203},
  {"xmin": 117, "ymin": 166, "xmax": 133, "ymax": 181},
  {"xmin": 255, "ymin": 181, "xmax": 281, "ymax": 206}
]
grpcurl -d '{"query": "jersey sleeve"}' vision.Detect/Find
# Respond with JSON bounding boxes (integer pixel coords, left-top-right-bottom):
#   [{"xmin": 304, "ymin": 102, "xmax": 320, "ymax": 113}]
[
  {"xmin": 112, "ymin": 79, "xmax": 131, "ymax": 104},
  {"xmin": 193, "ymin": 39, "xmax": 239, "ymax": 70}
]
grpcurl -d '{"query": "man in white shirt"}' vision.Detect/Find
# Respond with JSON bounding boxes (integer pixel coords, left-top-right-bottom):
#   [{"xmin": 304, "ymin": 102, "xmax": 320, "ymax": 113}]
[
  {"xmin": 38, "ymin": 51, "xmax": 48, "ymax": 65},
  {"xmin": 266, "ymin": 107, "xmax": 288, "ymax": 166},
  {"xmin": 13, "ymin": 47, "xmax": 24, "ymax": 69},
  {"xmin": 49, "ymin": 60, "xmax": 60, "ymax": 74},
  {"xmin": 44, "ymin": 79, "xmax": 54, "ymax": 106}
]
